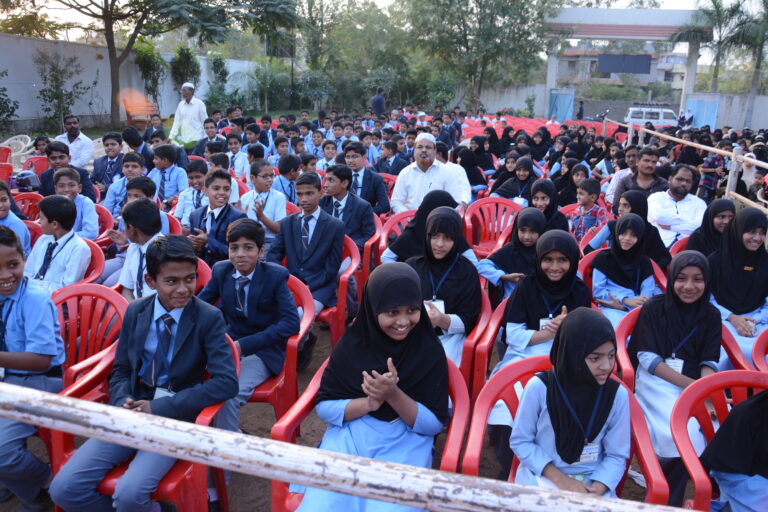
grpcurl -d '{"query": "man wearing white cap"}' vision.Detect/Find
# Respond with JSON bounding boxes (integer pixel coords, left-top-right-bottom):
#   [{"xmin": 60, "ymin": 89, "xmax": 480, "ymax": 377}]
[
  {"xmin": 168, "ymin": 82, "xmax": 208, "ymax": 149},
  {"xmin": 390, "ymin": 132, "xmax": 471, "ymax": 213}
]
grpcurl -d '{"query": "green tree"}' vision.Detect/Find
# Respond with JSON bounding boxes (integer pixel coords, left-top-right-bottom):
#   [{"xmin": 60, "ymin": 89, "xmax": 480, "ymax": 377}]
[
  {"xmin": 670, "ymin": 0, "xmax": 740, "ymax": 93},
  {"xmin": 32, "ymin": 51, "xmax": 92, "ymax": 131},
  {"xmin": 1, "ymin": 0, "xmax": 298, "ymax": 125},
  {"xmin": 169, "ymin": 46, "xmax": 201, "ymax": 90},
  {"xmin": 0, "ymin": 12, "xmax": 76, "ymax": 38},
  {"xmin": 729, "ymin": 0, "xmax": 768, "ymax": 128},
  {"xmin": 232, "ymin": 58, "xmax": 290, "ymax": 112},
  {"xmin": 133, "ymin": 37, "xmax": 167, "ymax": 106},
  {"xmin": 0, "ymin": 69, "xmax": 18, "ymax": 131}
]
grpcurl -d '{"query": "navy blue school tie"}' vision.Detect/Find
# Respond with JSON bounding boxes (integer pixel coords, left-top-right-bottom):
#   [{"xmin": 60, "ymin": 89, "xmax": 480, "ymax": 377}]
[
  {"xmin": 135, "ymin": 250, "xmax": 145, "ymax": 298},
  {"xmin": 333, "ymin": 201, "xmax": 342, "ymax": 219},
  {"xmin": 34, "ymin": 241, "xmax": 58, "ymax": 279},
  {"xmin": 144, "ymin": 313, "xmax": 174, "ymax": 388},
  {"xmin": 301, "ymin": 215, "xmax": 311, "ymax": 250},
  {"xmin": 288, "ymin": 182, "xmax": 295, "ymax": 203},
  {"xmin": 159, "ymin": 169, "xmax": 167, "ymax": 201},
  {"xmin": 351, "ymin": 173, "xmax": 360, "ymax": 196},
  {"xmin": 236, "ymin": 276, "xmax": 250, "ymax": 313},
  {"xmin": 194, "ymin": 189, "xmax": 202, "ymax": 209}
]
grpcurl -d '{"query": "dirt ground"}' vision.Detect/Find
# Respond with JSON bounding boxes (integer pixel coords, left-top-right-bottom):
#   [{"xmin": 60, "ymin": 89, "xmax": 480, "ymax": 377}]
[{"xmin": 1, "ymin": 325, "xmax": 649, "ymax": 512}]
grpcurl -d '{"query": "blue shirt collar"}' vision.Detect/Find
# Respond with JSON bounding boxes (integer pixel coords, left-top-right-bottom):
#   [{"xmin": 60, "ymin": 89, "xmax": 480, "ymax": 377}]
[{"xmin": 152, "ymin": 295, "xmax": 185, "ymax": 323}]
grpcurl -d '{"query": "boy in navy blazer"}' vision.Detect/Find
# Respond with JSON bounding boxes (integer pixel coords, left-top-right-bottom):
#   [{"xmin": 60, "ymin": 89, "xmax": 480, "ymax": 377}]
[
  {"xmin": 188, "ymin": 169, "xmax": 246, "ymax": 266},
  {"xmin": 121, "ymin": 127, "xmax": 154, "ymax": 172},
  {"xmin": 319, "ymin": 164, "xmax": 376, "ymax": 256},
  {"xmin": 91, "ymin": 132, "xmax": 124, "ymax": 195},
  {"xmin": 50, "ymin": 235, "xmax": 238, "ymax": 512},
  {"xmin": 199, "ymin": 219, "xmax": 299, "ymax": 435},
  {"xmin": 343, "ymin": 141, "xmax": 390, "ymax": 215}
]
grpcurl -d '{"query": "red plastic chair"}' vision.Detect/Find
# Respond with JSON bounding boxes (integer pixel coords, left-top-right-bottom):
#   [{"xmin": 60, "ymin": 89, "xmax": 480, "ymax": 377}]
[
  {"xmin": 270, "ymin": 357, "xmax": 470, "ymax": 512},
  {"xmin": 753, "ymin": 329, "xmax": 768, "ymax": 372},
  {"xmin": 615, "ymin": 132, "xmax": 628, "ymax": 144},
  {"xmin": 248, "ymin": 276, "xmax": 315, "ymax": 421},
  {"xmin": 0, "ymin": 163, "xmax": 12, "ymax": 184},
  {"xmin": 93, "ymin": 186, "xmax": 101, "ymax": 204},
  {"xmin": 458, "ymin": 288, "xmax": 492, "ymax": 388},
  {"xmin": 462, "ymin": 355, "xmax": 669, "ymax": 504},
  {"xmin": 165, "ymin": 212, "xmax": 183, "ymax": 235},
  {"xmin": 188, "ymin": 155, "xmax": 206, "ymax": 162},
  {"xmin": 376, "ymin": 209, "xmax": 415, "ymax": 265},
  {"xmin": 462, "ymin": 197, "xmax": 522, "ymax": 259},
  {"xmin": 15, "ymin": 192, "xmax": 43, "ymax": 220},
  {"xmin": 316, "ymin": 236, "xmax": 360, "ymax": 346},
  {"xmin": 558, "ymin": 203, "xmax": 579, "ymax": 217},
  {"xmin": 77, "ymin": 239, "xmax": 106, "ymax": 285},
  {"xmin": 578, "ymin": 247, "xmax": 666, "ymax": 295},
  {"xmin": 0, "ymin": 145, "xmax": 11, "ymax": 163},
  {"xmin": 23, "ymin": 220, "xmax": 42, "ymax": 247},
  {"xmin": 236, "ymin": 179, "xmax": 249, "ymax": 197},
  {"xmin": 25, "ymin": 156, "xmax": 49, "ymax": 176},
  {"xmin": 285, "ymin": 202, "xmax": 300, "ymax": 215},
  {"xmin": 671, "ymin": 370, "xmax": 768, "ymax": 510},
  {"xmin": 50, "ymin": 335, "xmax": 241, "ymax": 512},
  {"xmin": 356, "ymin": 214, "xmax": 382, "ymax": 302},
  {"xmin": 111, "ymin": 258, "xmax": 212, "ymax": 296},
  {"xmin": 578, "ymin": 226, "xmax": 603, "ymax": 256},
  {"xmin": 669, "ymin": 236, "xmax": 689, "ymax": 257},
  {"xmin": 471, "ymin": 297, "xmax": 508, "ymax": 402},
  {"xmin": 94, "ymin": 204, "xmax": 114, "ymax": 236},
  {"xmin": 380, "ymin": 172, "xmax": 397, "ymax": 199}
]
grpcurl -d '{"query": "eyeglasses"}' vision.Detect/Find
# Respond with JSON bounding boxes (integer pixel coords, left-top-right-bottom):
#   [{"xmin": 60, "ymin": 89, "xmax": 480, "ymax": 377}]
[{"xmin": 257, "ymin": 174, "xmax": 275, "ymax": 180}]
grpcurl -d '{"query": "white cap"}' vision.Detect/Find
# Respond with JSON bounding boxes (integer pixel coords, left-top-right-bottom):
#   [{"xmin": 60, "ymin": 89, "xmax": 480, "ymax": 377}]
[
  {"xmin": 418, "ymin": 111, "xmax": 426, "ymax": 117},
  {"xmin": 415, "ymin": 133, "xmax": 436, "ymax": 145},
  {"xmin": 181, "ymin": 82, "xmax": 195, "ymax": 90}
]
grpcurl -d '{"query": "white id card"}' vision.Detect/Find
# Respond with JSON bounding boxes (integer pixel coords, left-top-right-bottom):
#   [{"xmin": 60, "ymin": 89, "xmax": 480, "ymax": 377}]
[
  {"xmin": 665, "ymin": 357, "xmax": 684, "ymax": 374},
  {"xmin": 539, "ymin": 317, "xmax": 552, "ymax": 331},
  {"xmin": 153, "ymin": 387, "xmax": 176, "ymax": 399},
  {"xmin": 426, "ymin": 300, "xmax": 445, "ymax": 314},
  {"xmin": 579, "ymin": 443, "xmax": 600, "ymax": 464}
]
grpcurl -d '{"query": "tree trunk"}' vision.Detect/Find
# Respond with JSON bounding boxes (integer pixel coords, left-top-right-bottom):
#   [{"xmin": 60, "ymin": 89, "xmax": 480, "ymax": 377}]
[
  {"xmin": 104, "ymin": 21, "xmax": 122, "ymax": 126},
  {"xmin": 743, "ymin": 46, "xmax": 763, "ymax": 128},
  {"xmin": 711, "ymin": 49, "xmax": 721, "ymax": 93}
]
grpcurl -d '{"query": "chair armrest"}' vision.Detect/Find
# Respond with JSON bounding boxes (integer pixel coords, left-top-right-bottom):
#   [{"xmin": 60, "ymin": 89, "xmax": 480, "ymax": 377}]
[
  {"xmin": 270, "ymin": 360, "xmax": 329, "ymax": 444},
  {"xmin": 195, "ymin": 403, "xmax": 225, "ymax": 427},
  {"xmin": 627, "ymin": 391, "xmax": 670, "ymax": 504},
  {"xmin": 722, "ymin": 326, "xmax": 755, "ymax": 371},
  {"xmin": 60, "ymin": 345, "xmax": 116, "ymax": 399},
  {"xmin": 63, "ymin": 346, "xmax": 113, "ymax": 389}
]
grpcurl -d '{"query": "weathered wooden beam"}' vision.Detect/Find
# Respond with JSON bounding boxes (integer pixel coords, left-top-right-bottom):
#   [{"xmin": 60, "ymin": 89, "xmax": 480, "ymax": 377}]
[
  {"xmin": 727, "ymin": 191, "xmax": 768, "ymax": 215},
  {"xmin": 0, "ymin": 383, "xmax": 680, "ymax": 512}
]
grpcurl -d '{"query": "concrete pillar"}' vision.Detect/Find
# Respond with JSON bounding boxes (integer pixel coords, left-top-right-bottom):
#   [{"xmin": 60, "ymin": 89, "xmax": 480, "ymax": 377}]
[
  {"xmin": 544, "ymin": 48, "xmax": 559, "ymax": 119},
  {"xmin": 679, "ymin": 41, "xmax": 700, "ymax": 111}
]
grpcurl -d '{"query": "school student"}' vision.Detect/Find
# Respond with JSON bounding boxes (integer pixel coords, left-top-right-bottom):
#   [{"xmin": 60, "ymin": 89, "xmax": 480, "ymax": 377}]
[
  {"xmin": 39, "ymin": 141, "xmax": 97, "ymax": 202},
  {"xmin": 295, "ymin": 263, "xmax": 448, "ymax": 511},
  {"xmin": 0, "ymin": 227, "xmax": 66, "ymax": 510},
  {"xmin": 685, "ymin": 198, "xmax": 736, "ymax": 257},
  {"xmin": 122, "ymin": 127, "xmax": 154, "ymax": 167},
  {"xmin": 477, "ymin": 207, "xmax": 545, "ymax": 299},
  {"xmin": 268, "ymin": 137, "xmax": 290, "ymax": 167},
  {"xmin": 49, "ymin": 235, "xmax": 239, "ymax": 512},
  {"xmin": 117, "ymin": 198, "xmax": 163, "ymax": 302},
  {"xmin": 492, "ymin": 156, "xmax": 535, "ymax": 206},
  {"xmin": 54, "ymin": 167, "xmax": 99, "ymax": 240},
  {"xmin": 174, "ymin": 159, "xmax": 209, "ymax": 231},
  {"xmin": 700, "ymin": 388, "xmax": 768, "ymax": 512},
  {"xmin": 570, "ymin": 179, "xmax": 610, "ymax": 242},
  {"xmin": 486, "ymin": 231, "xmax": 591, "ymax": 474},
  {"xmin": 556, "ymin": 163, "xmax": 589, "ymax": 208},
  {"xmin": 188, "ymin": 169, "xmax": 247, "ymax": 266},
  {"xmin": 0, "ymin": 181, "xmax": 31, "ymax": 257},
  {"xmin": 708, "ymin": 207, "xmax": 768, "ymax": 370},
  {"xmin": 319, "ymin": 164, "xmax": 376, "ymax": 256},
  {"xmin": 207, "ymin": 153, "xmax": 241, "ymax": 203},
  {"xmin": 238, "ymin": 159, "xmax": 286, "ymax": 253},
  {"xmin": 316, "ymin": 140, "xmax": 337, "ymax": 171},
  {"xmin": 192, "ymin": 118, "xmax": 226, "ymax": 157},
  {"xmin": 530, "ymin": 179, "xmax": 570, "ymax": 233},
  {"xmin": 91, "ymin": 132, "xmax": 124, "ymax": 194},
  {"xmin": 509, "ymin": 308, "xmax": 630, "ymax": 497},
  {"xmin": 343, "ymin": 142, "xmax": 390, "ymax": 215},
  {"xmin": 372, "ymin": 141, "xmax": 408, "ymax": 175},
  {"xmin": 591, "ymin": 214, "xmax": 661, "ymax": 328},
  {"xmin": 148, "ymin": 144, "xmax": 188, "ymax": 208},
  {"xmin": 584, "ymin": 190, "xmax": 672, "ymax": 270},
  {"xmin": 272, "ymin": 154, "xmax": 301, "ymax": 205},
  {"xmin": 103, "ymin": 153, "xmax": 148, "ymax": 217},
  {"xmin": 200, "ymin": 219, "xmax": 300, "ymax": 436},
  {"xmin": 406, "ymin": 207, "xmax": 482, "ymax": 366},
  {"xmin": 629, "ymin": 251, "xmax": 721, "ymax": 506},
  {"xmin": 24, "ymin": 196, "xmax": 91, "ymax": 293},
  {"xmin": 226, "ymin": 133, "xmax": 249, "ymax": 180}
]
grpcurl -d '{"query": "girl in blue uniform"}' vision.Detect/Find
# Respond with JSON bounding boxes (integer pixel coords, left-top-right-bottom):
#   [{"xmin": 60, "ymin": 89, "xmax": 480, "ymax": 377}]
[
  {"xmin": 530, "ymin": 179, "xmax": 569, "ymax": 233},
  {"xmin": 297, "ymin": 263, "xmax": 449, "ymax": 511},
  {"xmin": 509, "ymin": 307, "xmax": 630, "ymax": 496},
  {"xmin": 685, "ymin": 198, "xmax": 735, "ymax": 257}
]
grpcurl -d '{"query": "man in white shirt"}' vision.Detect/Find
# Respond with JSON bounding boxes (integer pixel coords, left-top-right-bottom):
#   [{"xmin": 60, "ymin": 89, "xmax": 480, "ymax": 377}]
[
  {"xmin": 54, "ymin": 115, "xmax": 93, "ymax": 168},
  {"xmin": 168, "ymin": 82, "xmax": 208, "ymax": 148},
  {"xmin": 647, "ymin": 164, "xmax": 707, "ymax": 248},
  {"xmin": 390, "ymin": 133, "xmax": 471, "ymax": 213}
]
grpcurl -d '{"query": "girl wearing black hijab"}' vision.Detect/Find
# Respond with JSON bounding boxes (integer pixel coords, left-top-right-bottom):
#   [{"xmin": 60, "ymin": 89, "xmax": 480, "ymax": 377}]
[
  {"xmin": 708, "ymin": 207, "xmax": 768, "ymax": 370},
  {"xmin": 381, "ymin": 190, "xmax": 476, "ymax": 264},
  {"xmin": 499, "ymin": 126, "xmax": 515, "ymax": 152},
  {"xmin": 299, "ymin": 263, "xmax": 449, "ymax": 511},
  {"xmin": 478, "ymin": 208, "xmax": 546, "ymax": 299},
  {"xmin": 529, "ymin": 131, "xmax": 549, "ymax": 163},
  {"xmin": 490, "ymin": 150, "xmax": 519, "ymax": 193},
  {"xmin": 531, "ymin": 179, "xmax": 569, "ymax": 233},
  {"xmin": 629, "ymin": 251, "xmax": 721, "ymax": 507},
  {"xmin": 470, "ymin": 135, "xmax": 495, "ymax": 171},
  {"xmin": 484, "ymin": 127, "xmax": 505, "ymax": 158},
  {"xmin": 592, "ymin": 213, "xmax": 661, "ymax": 328},
  {"xmin": 556, "ymin": 162, "xmax": 588, "ymax": 207},
  {"xmin": 510, "ymin": 308, "xmax": 629, "ymax": 496},
  {"xmin": 700, "ymin": 389, "xmax": 768, "ymax": 512},
  {"xmin": 487, "ymin": 231, "xmax": 592, "ymax": 472},
  {"xmin": 584, "ymin": 190, "xmax": 672, "ymax": 270},
  {"xmin": 492, "ymin": 156, "xmax": 536, "ymax": 206},
  {"xmin": 685, "ymin": 198, "xmax": 736, "ymax": 256},
  {"xmin": 406, "ymin": 207, "xmax": 482, "ymax": 367},
  {"xmin": 455, "ymin": 147, "xmax": 487, "ymax": 189}
]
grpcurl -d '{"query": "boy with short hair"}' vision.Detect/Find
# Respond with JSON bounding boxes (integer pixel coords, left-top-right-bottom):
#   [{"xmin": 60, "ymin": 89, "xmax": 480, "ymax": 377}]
[
  {"xmin": 570, "ymin": 178, "xmax": 610, "ymax": 242},
  {"xmin": 272, "ymin": 153, "xmax": 301, "ymax": 205},
  {"xmin": 320, "ymin": 164, "xmax": 376, "ymax": 256},
  {"xmin": 49, "ymin": 235, "xmax": 238, "ymax": 512},
  {"xmin": 122, "ymin": 127, "xmax": 154, "ymax": 168},
  {"xmin": 40, "ymin": 141, "xmax": 97, "ymax": 201},
  {"xmin": 291, "ymin": 137, "xmax": 305, "ymax": 155},
  {"xmin": 268, "ymin": 137, "xmax": 289, "ymax": 167},
  {"xmin": 748, "ymin": 168, "xmax": 766, "ymax": 202},
  {"xmin": 54, "ymin": 167, "xmax": 99, "ymax": 240},
  {"xmin": 0, "ymin": 181, "xmax": 31, "ymax": 256},
  {"xmin": 199, "ymin": 219, "xmax": 299, "ymax": 434},
  {"xmin": 343, "ymin": 141, "xmax": 390, "ymax": 215},
  {"xmin": 188, "ymin": 170, "xmax": 246, "ymax": 266},
  {"xmin": 226, "ymin": 133, "xmax": 249, "ymax": 180},
  {"xmin": 192, "ymin": 118, "xmax": 225, "ymax": 157},
  {"xmin": 24, "ymin": 195, "xmax": 91, "ymax": 292},
  {"xmin": 102, "ymin": 152, "xmax": 147, "ymax": 218},
  {"xmin": 148, "ymin": 144, "xmax": 188, "ymax": 208},
  {"xmin": 0, "ymin": 226, "xmax": 66, "ymax": 510},
  {"xmin": 92, "ymin": 132, "xmax": 124, "ymax": 194},
  {"xmin": 242, "ymin": 123, "xmax": 264, "ymax": 155},
  {"xmin": 306, "ymin": 130, "xmax": 324, "ymax": 158},
  {"xmin": 118, "ymin": 198, "xmax": 163, "ymax": 301},
  {"xmin": 258, "ymin": 115, "xmax": 276, "ymax": 151},
  {"xmin": 238, "ymin": 159, "xmax": 286, "ymax": 252},
  {"xmin": 316, "ymin": 140, "xmax": 337, "ymax": 171},
  {"xmin": 300, "ymin": 152, "xmax": 318, "ymax": 174},
  {"xmin": 142, "ymin": 113, "xmax": 163, "ymax": 142},
  {"xmin": 174, "ymin": 160, "xmax": 209, "ymax": 230},
  {"xmin": 209, "ymin": 153, "xmax": 241, "ymax": 202},
  {"xmin": 342, "ymin": 123, "xmax": 358, "ymax": 143},
  {"xmin": 331, "ymin": 122, "xmax": 344, "ymax": 151}
]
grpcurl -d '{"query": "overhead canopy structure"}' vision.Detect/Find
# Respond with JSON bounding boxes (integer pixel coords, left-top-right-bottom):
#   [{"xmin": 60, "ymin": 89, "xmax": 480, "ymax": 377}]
[{"xmin": 543, "ymin": 8, "xmax": 713, "ymax": 116}]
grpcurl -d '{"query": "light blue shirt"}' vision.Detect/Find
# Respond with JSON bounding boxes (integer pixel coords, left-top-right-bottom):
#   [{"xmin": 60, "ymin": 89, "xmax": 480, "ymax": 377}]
[
  {"xmin": 138, "ymin": 295, "xmax": 184, "ymax": 388},
  {"xmin": 102, "ymin": 175, "xmax": 128, "ymax": 217},
  {"xmin": 240, "ymin": 188, "xmax": 286, "ymax": 241},
  {"xmin": 23, "ymin": 231, "xmax": 91, "ymax": 293},
  {"xmin": 0, "ymin": 211, "xmax": 31, "ymax": 257},
  {"xmin": 0, "ymin": 278, "xmax": 66, "ymax": 372},
  {"xmin": 317, "ymin": 158, "xmax": 334, "ymax": 171},
  {"xmin": 232, "ymin": 268, "xmax": 256, "ymax": 311},
  {"xmin": 73, "ymin": 194, "xmax": 99, "ymax": 240},
  {"xmin": 273, "ymin": 175, "xmax": 296, "ymax": 204},
  {"xmin": 475, "ymin": 258, "xmax": 516, "ymax": 299},
  {"xmin": 228, "ymin": 150, "xmax": 249, "ymax": 180},
  {"xmin": 174, "ymin": 182, "xmax": 238, "ymax": 227},
  {"xmin": 148, "ymin": 164, "xmax": 188, "ymax": 201},
  {"xmin": 301, "ymin": 207, "xmax": 321, "ymax": 242}
]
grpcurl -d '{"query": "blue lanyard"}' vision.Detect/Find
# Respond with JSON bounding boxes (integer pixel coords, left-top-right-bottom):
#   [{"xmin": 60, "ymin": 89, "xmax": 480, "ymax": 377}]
[
  {"xmin": 541, "ymin": 296, "xmax": 563, "ymax": 318},
  {"xmin": 429, "ymin": 255, "xmax": 459, "ymax": 300},
  {"xmin": 553, "ymin": 372, "xmax": 605, "ymax": 443},
  {"xmin": 670, "ymin": 326, "xmax": 698, "ymax": 358},
  {"xmin": 633, "ymin": 267, "xmax": 641, "ymax": 295}
]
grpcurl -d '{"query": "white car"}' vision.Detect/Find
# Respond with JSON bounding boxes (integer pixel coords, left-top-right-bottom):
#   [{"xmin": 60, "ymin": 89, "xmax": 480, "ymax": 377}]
[{"xmin": 624, "ymin": 107, "xmax": 678, "ymax": 126}]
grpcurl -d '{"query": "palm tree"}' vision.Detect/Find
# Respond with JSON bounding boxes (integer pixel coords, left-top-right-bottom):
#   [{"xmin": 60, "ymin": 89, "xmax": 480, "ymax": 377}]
[
  {"xmin": 670, "ymin": 0, "xmax": 740, "ymax": 93},
  {"xmin": 728, "ymin": 0, "xmax": 768, "ymax": 128}
]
